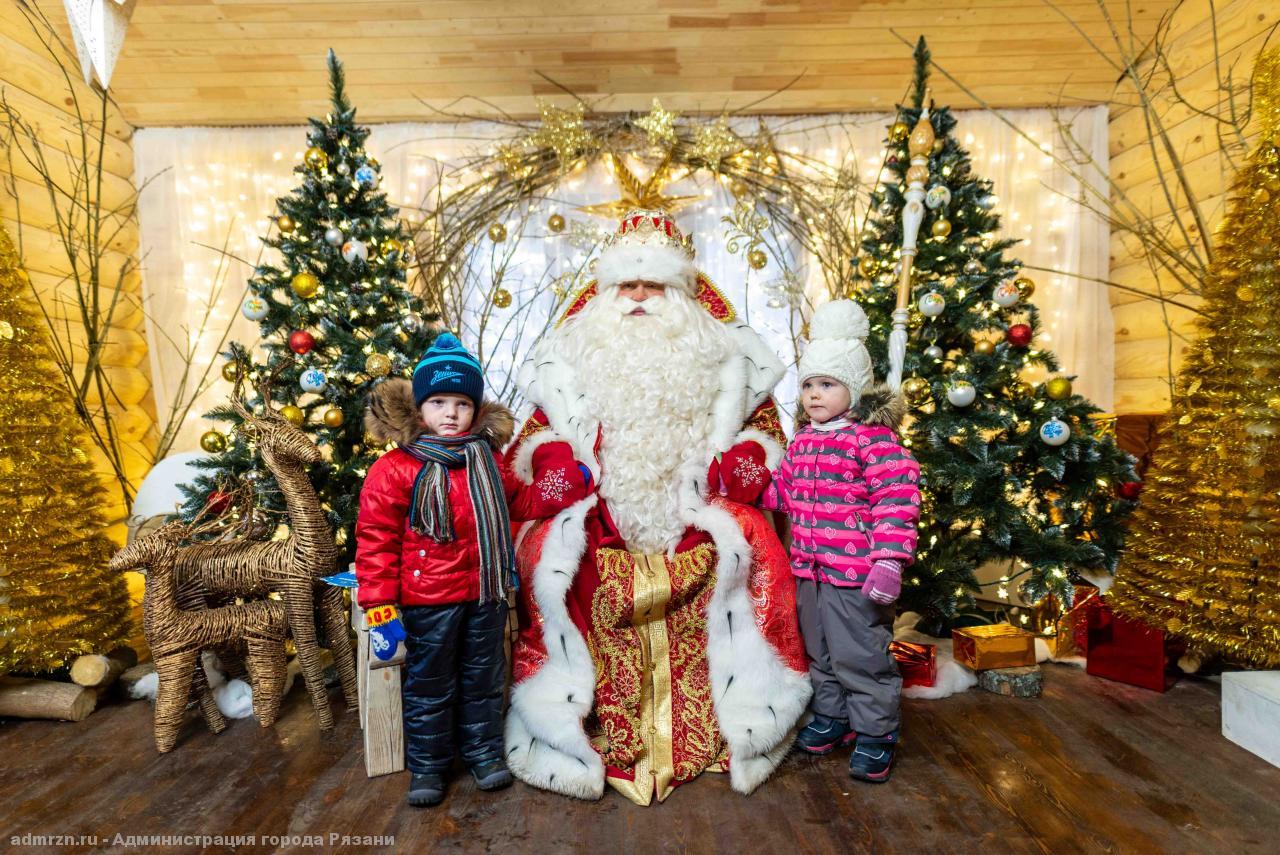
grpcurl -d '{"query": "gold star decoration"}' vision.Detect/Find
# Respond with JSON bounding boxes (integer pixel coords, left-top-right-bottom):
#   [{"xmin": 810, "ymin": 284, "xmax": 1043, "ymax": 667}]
[
  {"xmin": 692, "ymin": 114, "xmax": 742, "ymax": 174},
  {"xmin": 634, "ymin": 98, "xmax": 680, "ymax": 150},
  {"xmin": 576, "ymin": 152, "xmax": 701, "ymax": 219},
  {"xmin": 526, "ymin": 100, "xmax": 595, "ymax": 173}
]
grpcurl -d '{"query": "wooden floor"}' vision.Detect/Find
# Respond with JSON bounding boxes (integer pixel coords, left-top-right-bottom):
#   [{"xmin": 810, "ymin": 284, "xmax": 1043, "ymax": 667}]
[{"xmin": 3, "ymin": 666, "xmax": 1278, "ymax": 855}]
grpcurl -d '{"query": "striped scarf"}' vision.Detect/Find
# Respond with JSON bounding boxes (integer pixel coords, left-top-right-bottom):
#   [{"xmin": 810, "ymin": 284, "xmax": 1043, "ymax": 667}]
[{"xmin": 403, "ymin": 433, "xmax": 515, "ymax": 604}]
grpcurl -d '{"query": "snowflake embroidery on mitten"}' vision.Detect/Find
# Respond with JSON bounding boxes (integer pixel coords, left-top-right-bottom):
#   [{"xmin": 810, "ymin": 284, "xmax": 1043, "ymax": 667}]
[
  {"xmin": 733, "ymin": 455, "xmax": 768, "ymax": 488},
  {"xmin": 538, "ymin": 468, "xmax": 573, "ymax": 502}
]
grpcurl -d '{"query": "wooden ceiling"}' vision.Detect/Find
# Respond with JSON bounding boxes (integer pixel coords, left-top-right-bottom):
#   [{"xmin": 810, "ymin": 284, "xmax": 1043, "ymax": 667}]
[{"xmin": 102, "ymin": 0, "xmax": 1173, "ymax": 126}]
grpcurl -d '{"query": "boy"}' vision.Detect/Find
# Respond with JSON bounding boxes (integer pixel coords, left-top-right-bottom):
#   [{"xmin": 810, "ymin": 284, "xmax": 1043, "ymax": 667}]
[{"xmin": 355, "ymin": 333, "xmax": 593, "ymax": 806}]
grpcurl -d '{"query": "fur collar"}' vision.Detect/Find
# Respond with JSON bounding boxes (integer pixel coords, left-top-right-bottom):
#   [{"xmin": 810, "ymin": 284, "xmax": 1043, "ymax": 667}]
[
  {"xmin": 796, "ymin": 383, "xmax": 906, "ymax": 431},
  {"xmin": 364, "ymin": 378, "xmax": 515, "ymax": 449}
]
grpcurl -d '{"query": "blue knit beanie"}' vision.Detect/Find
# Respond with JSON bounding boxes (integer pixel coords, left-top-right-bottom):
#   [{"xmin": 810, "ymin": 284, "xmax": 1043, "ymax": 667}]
[{"xmin": 412, "ymin": 332, "xmax": 483, "ymax": 407}]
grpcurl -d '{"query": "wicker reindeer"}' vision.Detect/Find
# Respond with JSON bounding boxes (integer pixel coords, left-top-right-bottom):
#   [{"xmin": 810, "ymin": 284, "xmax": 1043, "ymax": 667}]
[
  {"xmin": 111, "ymin": 521, "xmax": 289, "ymax": 753},
  {"xmin": 174, "ymin": 365, "xmax": 357, "ymax": 730}
]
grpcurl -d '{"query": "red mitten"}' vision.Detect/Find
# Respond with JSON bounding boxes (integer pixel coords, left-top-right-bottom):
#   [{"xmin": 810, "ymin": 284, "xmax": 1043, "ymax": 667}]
[
  {"xmin": 530, "ymin": 441, "xmax": 591, "ymax": 506},
  {"xmin": 714, "ymin": 441, "xmax": 770, "ymax": 504}
]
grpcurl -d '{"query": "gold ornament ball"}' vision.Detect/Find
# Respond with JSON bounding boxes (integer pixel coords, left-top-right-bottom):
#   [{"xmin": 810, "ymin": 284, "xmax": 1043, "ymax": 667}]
[
  {"xmin": 322, "ymin": 407, "xmax": 345, "ymax": 428},
  {"xmin": 279, "ymin": 404, "xmax": 305, "ymax": 427},
  {"xmin": 492, "ymin": 288, "xmax": 513, "ymax": 309},
  {"xmin": 381, "ymin": 238, "xmax": 403, "ymax": 261},
  {"xmin": 931, "ymin": 218, "xmax": 952, "ymax": 238},
  {"xmin": 902, "ymin": 377, "xmax": 931, "ymax": 405},
  {"xmin": 1236, "ymin": 285, "xmax": 1257, "ymax": 302},
  {"xmin": 221, "ymin": 361, "xmax": 241, "ymax": 382},
  {"xmin": 974, "ymin": 340, "xmax": 996, "ymax": 356},
  {"xmin": 748, "ymin": 249, "xmax": 768, "ymax": 270},
  {"xmin": 488, "ymin": 222, "xmax": 508, "ymax": 242},
  {"xmin": 932, "ymin": 138, "xmax": 945, "ymax": 155},
  {"xmin": 1014, "ymin": 276, "xmax": 1036, "ymax": 298},
  {"xmin": 729, "ymin": 180, "xmax": 750, "ymax": 199},
  {"xmin": 858, "ymin": 256, "xmax": 878, "ymax": 279},
  {"xmin": 547, "ymin": 213, "xmax": 566, "ymax": 233},
  {"xmin": 277, "ymin": 215, "xmax": 296, "ymax": 234},
  {"xmin": 291, "ymin": 271, "xmax": 320, "ymax": 298},
  {"xmin": 889, "ymin": 121, "xmax": 910, "ymax": 143},
  {"xmin": 1046, "ymin": 377, "xmax": 1073, "ymax": 400},
  {"xmin": 303, "ymin": 147, "xmax": 328, "ymax": 171},
  {"xmin": 200, "ymin": 430, "xmax": 227, "ymax": 453},
  {"xmin": 365, "ymin": 353, "xmax": 392, "ymax": 377},
  {"xmin": 1010, "ymin": 380, "xmax": 1034, "ymax": 399}
]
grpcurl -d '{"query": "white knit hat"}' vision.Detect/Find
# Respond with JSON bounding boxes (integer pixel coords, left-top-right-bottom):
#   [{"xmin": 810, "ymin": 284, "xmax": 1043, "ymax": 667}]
[
  {"xmin": 798, "ymin": 300, "xmax": 874, "ymax": 405},
  {"xmin": 593, "ymin": 209, "xmax": 698, "ymax": 295}
]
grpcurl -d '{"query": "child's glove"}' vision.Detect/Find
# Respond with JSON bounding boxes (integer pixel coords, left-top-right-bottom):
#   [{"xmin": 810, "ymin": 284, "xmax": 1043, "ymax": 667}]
[
  {"xmin": 863, "ymin": 560, "xmax": 902, "ymax": 606},
  {"xmin": 366, "ymin": 604, "xmax": 407, "ymax": 662}
]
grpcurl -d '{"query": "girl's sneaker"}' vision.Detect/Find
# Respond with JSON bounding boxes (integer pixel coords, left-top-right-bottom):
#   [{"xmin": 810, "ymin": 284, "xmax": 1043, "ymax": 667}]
[
  {"xmin": 848, "ymin": 730, "xmax": 899, "ymax": 783},
  {"xmin": 795, "ymin": 714, "xmax": 856, "ymax": 755}
]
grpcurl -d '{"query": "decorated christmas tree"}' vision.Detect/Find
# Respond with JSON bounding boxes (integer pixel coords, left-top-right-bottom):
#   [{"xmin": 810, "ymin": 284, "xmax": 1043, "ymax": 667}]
[
  {"xmin": 1106, "ymin": 48, "xmax": 1280, "ymax": 667},
  {"xmin": 0, "ymin": 224, "xmax": 130, "ymax": 673},
  {"xmin": 180, "ymin": 51, "xmax": 437, "ymax": 555},
  {"xmin": 856, "ymin": 39, "xmax": 1139, "ymax": 619}
]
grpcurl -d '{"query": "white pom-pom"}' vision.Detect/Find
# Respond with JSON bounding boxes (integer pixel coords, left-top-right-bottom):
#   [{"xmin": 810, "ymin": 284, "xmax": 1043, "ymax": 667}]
[{"xmin": 809, "ymin": 299, "xmax": 869, "ymax": 341}]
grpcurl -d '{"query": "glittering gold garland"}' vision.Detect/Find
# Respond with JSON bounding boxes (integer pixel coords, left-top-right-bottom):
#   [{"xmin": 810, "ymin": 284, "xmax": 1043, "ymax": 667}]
[
  {"xmin": 0, "ymin": 223, "xmax": 131, "ymax": 673},
  {"xmin": 410, "ymin": 97, "xmax": 863, "ymax": 324},
  {"xmin": 1106, "ymin": 47, "xmax": 1280, "ymax": 668}
]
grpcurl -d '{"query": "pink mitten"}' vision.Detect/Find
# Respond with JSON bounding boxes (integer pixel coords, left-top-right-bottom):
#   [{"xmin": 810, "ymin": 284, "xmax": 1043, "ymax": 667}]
[{"xmin": 863, "ymin": 560, "xmax": 902, "ymax": 606}]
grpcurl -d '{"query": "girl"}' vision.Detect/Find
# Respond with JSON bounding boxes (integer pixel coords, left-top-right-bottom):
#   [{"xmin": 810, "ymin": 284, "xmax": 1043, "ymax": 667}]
[{"xmin": 761, "ymin": 300, "xmax": 921, "ymax": 783}]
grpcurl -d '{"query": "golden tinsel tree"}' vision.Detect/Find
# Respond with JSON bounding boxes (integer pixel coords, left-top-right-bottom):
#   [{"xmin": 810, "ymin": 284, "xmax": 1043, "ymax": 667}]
[
  {"xmin": 0, "ymin": 224, "xmax": 130, "ymax": 673},
  {"xmin": 1107, "ymin": 47, "xmax": 1280, "ymax": 667}
]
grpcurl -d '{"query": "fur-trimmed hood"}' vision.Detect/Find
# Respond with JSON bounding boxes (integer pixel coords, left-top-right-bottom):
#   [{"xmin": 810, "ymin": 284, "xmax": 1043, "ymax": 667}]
[
  {"xmin": 364, "ymin": 377, "xmax": 515, "ymax": 449},
  {"xmin": 795, "ymin": 382, "xmax": 907, "ymax": 431}
]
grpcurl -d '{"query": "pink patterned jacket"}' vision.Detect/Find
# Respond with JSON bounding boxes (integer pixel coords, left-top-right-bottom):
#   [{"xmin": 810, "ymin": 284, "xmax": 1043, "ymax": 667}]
[{"xmin": 761, "ymin": 386, "xmax": 921, "ymax": 588}]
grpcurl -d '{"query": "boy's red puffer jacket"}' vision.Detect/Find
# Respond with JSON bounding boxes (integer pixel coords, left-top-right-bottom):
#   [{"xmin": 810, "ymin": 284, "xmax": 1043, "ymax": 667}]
[{"xmin": 355, "ymin": 380, "xmax": 589, "ymax": 608}]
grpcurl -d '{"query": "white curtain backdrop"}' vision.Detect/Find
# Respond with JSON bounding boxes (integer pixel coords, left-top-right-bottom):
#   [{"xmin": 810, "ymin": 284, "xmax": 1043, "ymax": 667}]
[{"xmin": 134, "ymin": 107, "xmax": 1113, "ymax": 451}]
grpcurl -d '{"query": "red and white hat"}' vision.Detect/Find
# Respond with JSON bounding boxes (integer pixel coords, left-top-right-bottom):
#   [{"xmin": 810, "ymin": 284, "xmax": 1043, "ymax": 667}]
[{"xmin": 593, "ymin": 209, "xmax": 698, "ymax": 294}]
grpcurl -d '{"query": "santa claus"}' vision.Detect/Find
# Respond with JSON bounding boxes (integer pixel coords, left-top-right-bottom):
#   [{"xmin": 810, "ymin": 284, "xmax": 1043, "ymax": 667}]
[{"xmin": 503, "ymin": 209, "xmax": 810, "ymax": 804}]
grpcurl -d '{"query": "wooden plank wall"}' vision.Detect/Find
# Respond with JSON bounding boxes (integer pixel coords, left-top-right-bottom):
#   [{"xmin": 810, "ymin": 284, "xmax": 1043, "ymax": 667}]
[
  {"xmin": 1109, "ymin": 0, "xmax": 1277, "ymax": 414},
  {"xmin": 0, "ymin": 3, "xmax": 152, "ymax": 541}
]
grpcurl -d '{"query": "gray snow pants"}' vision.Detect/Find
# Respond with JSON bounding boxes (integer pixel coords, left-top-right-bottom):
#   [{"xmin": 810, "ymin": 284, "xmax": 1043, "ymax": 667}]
[{"xmin": 796, "ymin": 577, "xmax": 902, "ymax": 736}]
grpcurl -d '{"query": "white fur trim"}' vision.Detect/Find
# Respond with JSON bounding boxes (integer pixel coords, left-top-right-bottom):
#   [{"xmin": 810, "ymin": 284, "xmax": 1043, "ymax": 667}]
[
  {"xmin": 594, "ymin": 242, "xmax": 697, "ymax": 294},
  {"xmin": 510, "ymin": 428, "xmax": 576, "ymax": 485},
  {"xmin": 735, "ymin": 427, "xmax": 785, "ymax": 470},
  {"xmin": 504, "ymin": 496, "xmax": 605, "ymax": 800}
]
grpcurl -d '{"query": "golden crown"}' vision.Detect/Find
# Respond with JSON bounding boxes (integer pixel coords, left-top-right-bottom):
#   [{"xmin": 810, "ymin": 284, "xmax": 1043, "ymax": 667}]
[{"xmin": 601, "ymin": 208, "xmax": 696, "ymax": 260}]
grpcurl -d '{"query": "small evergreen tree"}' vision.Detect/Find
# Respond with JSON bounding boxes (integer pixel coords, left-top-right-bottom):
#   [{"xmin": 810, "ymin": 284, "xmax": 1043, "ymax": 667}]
[
  {"xmin": 181, "ymin": 51, "xmax": 437, "ymax": 556},
  {"xmin": 858, "ymin": 39, "xmax": 1138, "ymax": 619}
]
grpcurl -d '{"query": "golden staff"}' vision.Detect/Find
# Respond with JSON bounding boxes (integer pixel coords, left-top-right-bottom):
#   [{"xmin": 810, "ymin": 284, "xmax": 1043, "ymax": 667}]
[{"xmin": 887, "ymin": 102, "xmax": 936, "ymax": 389}]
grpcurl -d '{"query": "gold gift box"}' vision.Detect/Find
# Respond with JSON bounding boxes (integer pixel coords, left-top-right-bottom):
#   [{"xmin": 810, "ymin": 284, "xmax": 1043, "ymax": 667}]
[{"xmin": 952, "ymin": 624, "xmax": 1037, "ymax": 671}]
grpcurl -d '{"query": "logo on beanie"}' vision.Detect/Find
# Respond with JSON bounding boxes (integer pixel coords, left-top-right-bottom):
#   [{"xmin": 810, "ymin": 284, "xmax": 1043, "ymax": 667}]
[{"xmin": 431, "ymin": 364, "xmax": 463, "ymax": 385}]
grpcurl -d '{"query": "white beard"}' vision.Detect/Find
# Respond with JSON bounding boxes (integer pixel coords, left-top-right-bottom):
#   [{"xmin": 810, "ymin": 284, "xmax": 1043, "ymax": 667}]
[{"xmin": 556, "ymin": 287, "xmax": 733, "ymax": 553}]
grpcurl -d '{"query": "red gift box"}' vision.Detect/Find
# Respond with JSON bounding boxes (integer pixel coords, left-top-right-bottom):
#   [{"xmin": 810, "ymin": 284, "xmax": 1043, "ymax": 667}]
[
  {"xmin": 1085, "ymin": 599, "xmax": 1185, "ymax": 692},
  {"xmin": 890, "ymin": 641, "xmax": 937, "ymax": 688}
]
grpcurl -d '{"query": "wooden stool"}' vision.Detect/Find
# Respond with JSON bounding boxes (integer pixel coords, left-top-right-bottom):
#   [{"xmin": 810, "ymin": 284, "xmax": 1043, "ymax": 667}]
[{"xmin": 349, "ymin": 579, "xmax": 404, "ymax": 778}]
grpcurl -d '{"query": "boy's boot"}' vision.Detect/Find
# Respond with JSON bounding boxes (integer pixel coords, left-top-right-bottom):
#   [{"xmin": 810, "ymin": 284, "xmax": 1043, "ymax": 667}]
[
  {"xmin": 407, "ymin": 773, "xmax": 446, "ymax": 807},
  {"xmin": 470, "ymin": 758, "xmax": 514, "ymax": 791},
  {"xmin": 795, "ymin": 713, "xmax": 855, "ymax": 755},
  {"xmin": 848, "ymin": 730, "xmax": 899, "ymax": 783}
]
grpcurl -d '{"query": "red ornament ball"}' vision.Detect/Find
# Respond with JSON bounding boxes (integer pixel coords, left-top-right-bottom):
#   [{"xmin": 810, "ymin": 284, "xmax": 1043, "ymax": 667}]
[
  {"xmin": 288, "ymin": 330, "xmax": 315, "ymax": 355},
  {"xmin": 206, "ymin": 490, "xmax": 232, "ymax": 515},
  {"xmin": 1117, "ymin": 481, "xmax": 1144, "ymax": 501},
  {"xmin": 1006, "ymin": 323, "xmax": 1033, "ymax": 347}
]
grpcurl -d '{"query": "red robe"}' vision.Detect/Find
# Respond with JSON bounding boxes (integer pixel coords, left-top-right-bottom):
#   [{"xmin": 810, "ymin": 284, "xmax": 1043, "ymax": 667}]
[{"xmin": 502, "ymin": 308, "xmax": 811, "ymax": 804}]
